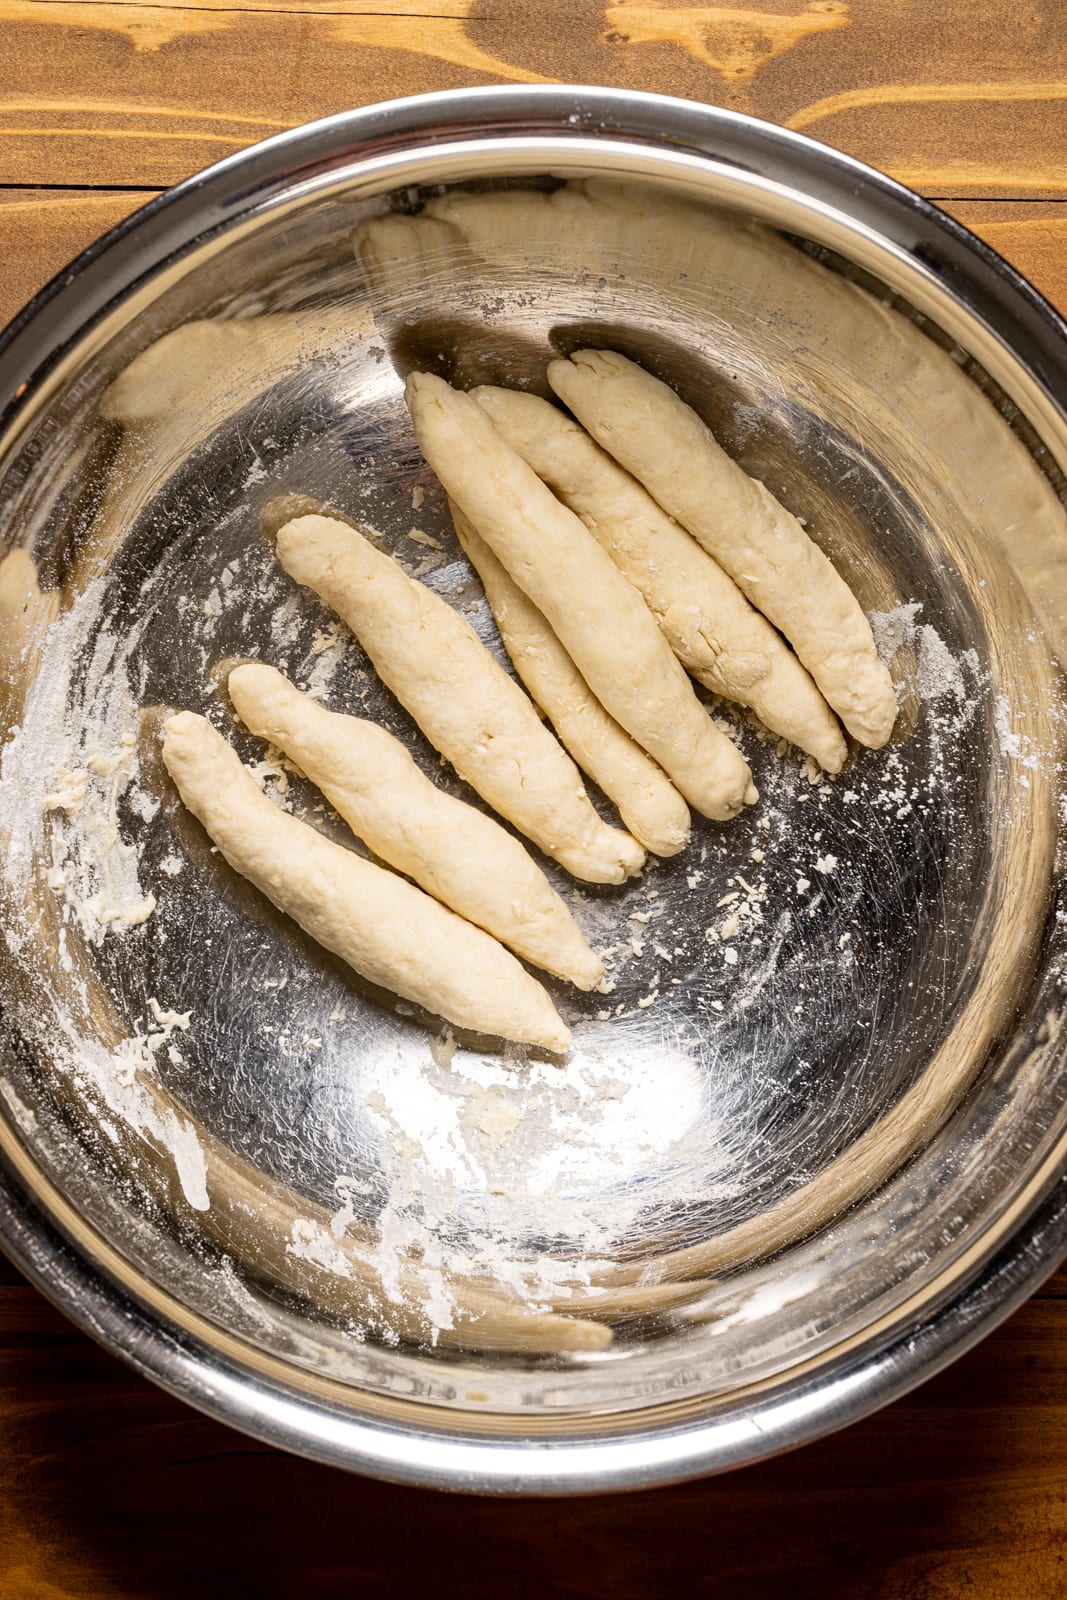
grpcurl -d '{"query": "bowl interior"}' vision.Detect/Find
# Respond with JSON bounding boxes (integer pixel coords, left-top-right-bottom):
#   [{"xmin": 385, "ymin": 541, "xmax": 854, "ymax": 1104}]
[{"xmin": 1, "ymin": 127, "xmax": 1066, "ymax": 1460}]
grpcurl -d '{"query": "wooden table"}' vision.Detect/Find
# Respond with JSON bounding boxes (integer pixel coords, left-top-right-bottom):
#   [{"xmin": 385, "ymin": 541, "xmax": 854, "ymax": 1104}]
[{"xmin": 3, "ymin": 6, "xmax": 1067, "ymax": 1593}]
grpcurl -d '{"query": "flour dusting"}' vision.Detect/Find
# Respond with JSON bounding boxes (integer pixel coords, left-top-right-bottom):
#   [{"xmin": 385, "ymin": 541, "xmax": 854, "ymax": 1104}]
[
  {"xmin": 0, "ymin": 586, "xmax": 157, "ymax": 947},
  {"xmin": 0, "ymin": 521, "xmax": 1056, "ymax": 1350},
  {"xmin": 0, "ymin": 577, "xmax": 207, "ymax": 1214},
  {"xmin": 338, "ymin": 1022, "xmax": 722, "ymax": 1338},
  {"xmin": 870, "ymin": 600, "xmax": 977, "ymax": 730}
]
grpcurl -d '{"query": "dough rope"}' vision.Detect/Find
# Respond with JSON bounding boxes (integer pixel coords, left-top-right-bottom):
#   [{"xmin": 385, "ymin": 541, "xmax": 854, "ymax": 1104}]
[
  {"xmin": 405, "ymin": 371, "xmax": 757, "ymax": 822},
  {"xmin": 227, "ymin": 662, "xmax": 603, "ymax": 989},
  {"xmin": 448, "ymin": 501, "xmax": 691, "ymax": 857},
  {"xmin": 275, "ymin": 513, "xmax": 645, "ymax": 885},
  {"xmin": 472, "ymin": 385, "xmax": 846, "ymax": 774},
  {"xmin": 548, "ymin": 349, "xmax": 897, "ymax": 749},
  {"xmin": 161, "ymin": 711, "xmax": 571, "ymax": 1051}
]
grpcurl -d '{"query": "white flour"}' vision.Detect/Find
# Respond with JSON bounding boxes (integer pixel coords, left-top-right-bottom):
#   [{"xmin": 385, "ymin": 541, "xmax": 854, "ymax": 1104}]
[
  {"xmin": 0, "ymin": 577, "xmax": 206, "ymax": 1212},
  {"xmin": 0, "ymin": 548, "xmax": 1053, "ymax": 1347},
  {"xmin": 344, "ymin": 1018, "xmax": 721, "ymax": 1335},
  {"xmin": 870, "ymin": 600, "xmax": 979, "ymax": 731},
  {"xmin": 0, "ymin": 585, "xmax": 157, "ymax": 948}
]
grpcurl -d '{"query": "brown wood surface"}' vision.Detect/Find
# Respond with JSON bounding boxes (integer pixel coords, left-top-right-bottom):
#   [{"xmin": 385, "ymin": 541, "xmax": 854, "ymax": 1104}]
[
  {"xmin": 0, "ymin": 0, "xmax": 1064, "ymax": 192},
  {"xmin": 0, "ymin": 1243, "xmax": 1065, "ymax": 1598},
  {"xmin": 5, "ymin": 6, "xmax": 1067, "ymax": 1596}
]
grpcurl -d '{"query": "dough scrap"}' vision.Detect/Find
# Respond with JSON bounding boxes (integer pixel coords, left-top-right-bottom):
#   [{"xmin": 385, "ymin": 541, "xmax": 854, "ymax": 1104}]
[
  {"xmin": 473, "ymin": 385, "xmax": 847, "ymax": 774},
  {"xmin": 448, "ymin": 501, "xmax": 690, "ymax": 856},
  {"xmin": 405, "ymin": 372, "xmax": 757, "ymax": 822},
  {"xmin": 227, "ymin": 662, "xmax": 603, "ymax": 989},
  {"xmin": 161, "ymin": 711, "xmax": 570, "ymax": 1051},
  {"xmin": 275, "ymin": 514, "xmax": 645, "ymax": 884},
  {"xmin": 549, "ymin": 350, "xmax": 897, "ymax": 748}
]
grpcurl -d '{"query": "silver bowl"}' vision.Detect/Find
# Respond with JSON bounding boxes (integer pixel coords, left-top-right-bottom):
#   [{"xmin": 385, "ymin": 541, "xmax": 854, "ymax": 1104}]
[{"xmin": 2, "ymin": 87, "xmax": 1067, "ymax": 1494}]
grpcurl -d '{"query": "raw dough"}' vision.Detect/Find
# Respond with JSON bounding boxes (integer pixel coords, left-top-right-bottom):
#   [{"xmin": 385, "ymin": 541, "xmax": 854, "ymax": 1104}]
[
  {"xmin": 549, "ymin": 350, "xmax": 897, "ymax": 748},
  {"xmin": 448, "ymin": 502, "xmax": 691, "ymax": 856},
  {"xmin": 227, "ymin": 662, "xmax": 603, "ymax": 988},
  {"xmin": 473, "ymin": 386, "xmax": 847, "ymax": 773},
  {"xmin": 405, "ymin": 372, "xmax": 757, "ymax": 822},
  {"xmin": 161, "ymin": 711, "xmax": 570, "ymax": 1051},
  {"xmin": 275, "ymin": 514, "xmax": 645, "ymax": 884}
]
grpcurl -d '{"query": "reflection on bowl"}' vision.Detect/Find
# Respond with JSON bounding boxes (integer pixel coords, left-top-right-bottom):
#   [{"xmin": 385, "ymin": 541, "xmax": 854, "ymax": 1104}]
[{"xmin": 1, "ymin": 88, "xmax": 1066, "ymax": 1492}]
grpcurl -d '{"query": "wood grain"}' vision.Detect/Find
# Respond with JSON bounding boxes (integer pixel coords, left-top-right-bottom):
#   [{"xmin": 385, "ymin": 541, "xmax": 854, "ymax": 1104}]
[
  {"xmin": 4, "ymin": 15, "xmax": 1067, "ymax": 1593},
  {"xmin": 0, "ymin": 1257, "xmax": 1064, "ymax": 1599},
  {"xmin": 0, "ymin": 187, "xmax": 155, "ymax": 325},
  {"xmin": 943, "ymin": 201, "xmax": 1067, "ymax": 311},
  {"xmin": 1, "ymin": 0, "xmax": 1064, "ymax": 194}
]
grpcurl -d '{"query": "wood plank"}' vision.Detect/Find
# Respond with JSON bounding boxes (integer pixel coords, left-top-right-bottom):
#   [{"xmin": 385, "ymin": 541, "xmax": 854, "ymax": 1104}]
[
  {"xmin": 2, "ymin": 191, "xmax": 1065, "ymax": 337},
  {"xmin": 0, "ymin": 187, "xmax": 156, "ymax": 326},
  {"xmin": 3, "ymin": 12, "xmax": 1067, "ymax": 1596},
  {"xmin": 942, "ymin": 201, "xmax": 1067, "ymax": 315},
  {"xmin": 0, "ymin": 1283, "xmax": 1063, "ymax": 1598},
  {"xmin": 0, "ymin": 0, "xmax": 1064, "ymax": 195},
  {"xmin": 1040, "ymin": 1259, "xmax": 1067, "ymax": 1298}
]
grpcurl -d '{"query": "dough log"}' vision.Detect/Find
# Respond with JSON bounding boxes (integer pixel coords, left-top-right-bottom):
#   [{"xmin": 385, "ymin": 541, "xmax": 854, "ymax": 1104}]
[
  {"xmin": 548, "ymin": 350, "xmax": 897, "ymax": 749},
  {"xmin": 448, "ymin": 502, "xmax": 690, "ymax": 857},
  {"xmin": 405, "ymin": 372, "xmax": 756, "ymax": 823},
  {"xmin": 275, "ymin": 514, "xmax": 645, "ymax": 885},
  {"xmin": 227, "ymin": 662, "xmax": 603, "ymax": 989},
  {"xmin": 473, "ymin": 386, "xmax": 847, "ymax": 774},
  {"xmin": 161, "ymin": 712, "xmax": 570, "ymax": 1051}
]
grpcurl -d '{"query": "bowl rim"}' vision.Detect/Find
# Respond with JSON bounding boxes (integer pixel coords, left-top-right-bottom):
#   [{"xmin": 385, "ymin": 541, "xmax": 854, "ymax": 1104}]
[{"xmin": 3, "ymin": 83, "xmax": 1067, "ymax": 1495}]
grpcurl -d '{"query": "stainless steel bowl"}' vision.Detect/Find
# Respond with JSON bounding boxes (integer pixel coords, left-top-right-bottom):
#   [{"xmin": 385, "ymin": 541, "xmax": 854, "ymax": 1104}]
[{"xmin": 2, "ymin": 87, "xmax": 1067, "ymax": 1494}]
